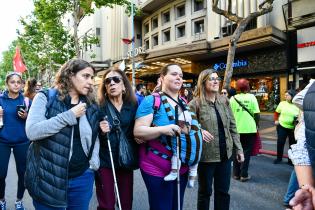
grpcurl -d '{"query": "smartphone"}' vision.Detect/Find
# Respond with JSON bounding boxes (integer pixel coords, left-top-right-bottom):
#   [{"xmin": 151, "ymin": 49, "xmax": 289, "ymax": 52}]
[{"xmin": 16, "ymin": 105, "xmax": 26, "ymax": 113}]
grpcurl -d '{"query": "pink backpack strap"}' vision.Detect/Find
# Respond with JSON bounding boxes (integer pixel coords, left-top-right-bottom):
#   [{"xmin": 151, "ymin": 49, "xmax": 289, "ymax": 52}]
[
  {"xmin": 24, "ymin": 97, "xmax": 30, "ymax": 111},
  {"xmin": 152, "ymin": 92, "xmax": 161, "ymax": 114}
]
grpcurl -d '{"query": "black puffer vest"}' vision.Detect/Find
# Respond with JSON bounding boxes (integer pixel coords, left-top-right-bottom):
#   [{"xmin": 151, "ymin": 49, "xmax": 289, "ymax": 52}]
[
  {"xmin": 304, "ymin": 82, "xmax": 315, "ymax": 177},
  {"xmin": 25, "ymin": 89, "xmax": 100, "ymax": 207}
]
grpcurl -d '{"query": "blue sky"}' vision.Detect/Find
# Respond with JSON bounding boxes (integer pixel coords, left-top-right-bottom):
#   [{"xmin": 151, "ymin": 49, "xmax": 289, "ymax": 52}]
[{"xmin": 0, "ymin": 0, "xmax": 33, "ymax": 60}]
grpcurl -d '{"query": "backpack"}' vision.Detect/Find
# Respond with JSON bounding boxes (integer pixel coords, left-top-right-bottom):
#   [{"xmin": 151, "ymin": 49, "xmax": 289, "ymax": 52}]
[{"xmin": 149, "ymin": 92, "xmax": 203, "ymax": 166}]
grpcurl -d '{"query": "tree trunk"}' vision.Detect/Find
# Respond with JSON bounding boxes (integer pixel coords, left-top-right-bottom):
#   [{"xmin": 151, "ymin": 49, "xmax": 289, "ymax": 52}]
[
  {"xmin": 73, "ymin": 0, "xmax": 80, "ymax": 58},
  {"xmin": 223, "ymin": 18, "xmax": 252, "ymax": 89}
]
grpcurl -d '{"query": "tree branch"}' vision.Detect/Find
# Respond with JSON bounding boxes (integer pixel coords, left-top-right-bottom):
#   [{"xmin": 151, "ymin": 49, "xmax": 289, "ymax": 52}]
[
  {"xmin": 212, "ymin": 0, "xmax": 243, "ymax": 23},
  {"xmin": 250, "ymin": 0, "xmax": 274, "ymax": 18}
]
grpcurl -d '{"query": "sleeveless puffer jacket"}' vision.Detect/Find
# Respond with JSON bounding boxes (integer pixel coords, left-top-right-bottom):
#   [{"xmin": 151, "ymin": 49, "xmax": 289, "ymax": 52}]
[
  {"xmin": 304, "ymin": 82, "xmax": 315, "ymax": 177},
  {"xmin": 25, "ymin": 90, "xmax": 100, "ymax": 207}
]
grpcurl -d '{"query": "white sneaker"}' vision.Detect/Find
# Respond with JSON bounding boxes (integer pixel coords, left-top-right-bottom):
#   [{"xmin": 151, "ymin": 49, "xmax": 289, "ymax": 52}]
[
  {"xmin": 164, "ymin": 172, "xmax": 177, "ymax": 181},
  {"xmin": 187, "ymin": 176, "xmax": 196, "ymax": 188},
  {"xmin": 15, "ymin": 200, "xmax": 25, "ymax": 210}
]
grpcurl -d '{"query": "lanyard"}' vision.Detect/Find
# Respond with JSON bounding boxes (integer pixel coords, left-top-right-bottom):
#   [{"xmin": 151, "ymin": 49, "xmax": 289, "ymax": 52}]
[{"xmin": 162, "ymin": 92, "xmax": 186, "ymax": 111}]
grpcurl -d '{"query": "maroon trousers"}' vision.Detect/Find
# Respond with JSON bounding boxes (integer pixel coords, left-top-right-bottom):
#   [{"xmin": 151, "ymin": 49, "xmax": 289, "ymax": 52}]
[{"xmin": 95, "ymin": 168, "xmax": 133, "ymax": 210}]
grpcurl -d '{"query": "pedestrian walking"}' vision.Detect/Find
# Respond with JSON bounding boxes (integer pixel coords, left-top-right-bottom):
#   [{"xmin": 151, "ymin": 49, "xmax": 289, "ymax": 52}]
[
  {"xmin": 96, "ymin": 67, "xmax": 138, "ymax": 210},
  {"xmin": 273, "ymin": 90, "xmax": 299, "ymax": 164},
  {"xmin": 135, "ymin": 83, "xmax": 146, "ymax": 105},
  {"xmin": 0, "ymin": 72, "xmax": 30, "ymax": 210},
  {"xmin": 134, "ymin": 64, "xmax": 190, "ymax": 210},
  {"xmin": 189, "ymin": 69, "xmax": 244, "ymax": 210},
  {"xmin": 230, "ymin": 78, "xmax": 260, "ymax": 181},
  {"xmin": 25, "ymin": 59, "xmax": 100, "ymax": 210}
]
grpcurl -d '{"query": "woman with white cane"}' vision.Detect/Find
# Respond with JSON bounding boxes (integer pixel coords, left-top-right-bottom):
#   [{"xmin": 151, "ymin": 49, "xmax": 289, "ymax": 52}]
[
  {"xmin": 134, "ymin": 64, "xmax": 190, "ymax": 210},
  {"xmin": 97, "ymin": 67, "xmax": 138, "ymax": 210}
]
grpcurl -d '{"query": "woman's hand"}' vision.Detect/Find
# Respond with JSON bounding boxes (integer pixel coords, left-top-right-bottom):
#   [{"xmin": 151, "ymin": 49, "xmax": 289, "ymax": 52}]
[
  {"xmin": 289, "ymin": 185, "xmax": 315, "ymax": 210},
  {"xmin": 18, "ymin": 110, "xmax": 28, "ymax": 119},
  {"xmin": 274, "ymin": 120, "xmax": 279, "ymax": 125},
  {"xmin": 161, "ymin": 124, "xmax": 181, "ymax": 136},
  {"xmin": 0, "ymin": 107, "xmax": 3, "ymax": 116},
  {"xmin": 99, "ymin": 120, "xmax": 110, "ymax": 134},
  {"xmin": 236, "ymin": 153, "xmax": 245, "ymax": 163},
  {"xmin": 201, "ymin": 129, "xmax": 214, "ymax": 143},
  {"xmin": 70, "ymin": 102, "xmax": 87, "ymax": 118}
]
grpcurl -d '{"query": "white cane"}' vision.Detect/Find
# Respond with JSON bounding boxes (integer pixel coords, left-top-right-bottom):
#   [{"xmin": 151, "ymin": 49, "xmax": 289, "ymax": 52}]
[
  {"xmin": 175, "ymin": 106, "xmax": 181, "ymax": 210},
  {"xmin": 104, "ymin": 116, "xmax": 122, "ymax": 210}
]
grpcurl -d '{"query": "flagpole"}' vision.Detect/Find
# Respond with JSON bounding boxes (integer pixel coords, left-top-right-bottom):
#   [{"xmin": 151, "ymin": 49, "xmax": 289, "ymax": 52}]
[{"xmin": 131, "ymin": 0, "xmax": 135, "ymax": 89}]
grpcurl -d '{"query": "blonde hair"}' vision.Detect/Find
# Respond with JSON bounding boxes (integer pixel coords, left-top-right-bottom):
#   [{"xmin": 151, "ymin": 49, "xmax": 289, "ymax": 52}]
[{"xmin": 194, "ymin": 69, "xmax": 217, "ymax": 103}]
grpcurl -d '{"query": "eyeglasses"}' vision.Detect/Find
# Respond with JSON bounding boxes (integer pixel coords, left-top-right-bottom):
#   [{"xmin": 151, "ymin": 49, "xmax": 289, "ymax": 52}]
[
  {"xmin": 208, "ymin": 77, "xmax": 222, "ymax": 82},
  {"xmin": 104, "ymin": 76, "xmax": 122, "ymax": 85}
]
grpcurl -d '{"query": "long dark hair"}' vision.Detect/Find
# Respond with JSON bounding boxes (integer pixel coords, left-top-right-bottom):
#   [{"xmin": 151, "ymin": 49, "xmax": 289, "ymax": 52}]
[
  {"xmin": 98, "ymin": 66, "xmax": 137, "ymax": 106},
  {"xmin": 24, "ymin": 78, "xmax": 37, "ymax": 99}
]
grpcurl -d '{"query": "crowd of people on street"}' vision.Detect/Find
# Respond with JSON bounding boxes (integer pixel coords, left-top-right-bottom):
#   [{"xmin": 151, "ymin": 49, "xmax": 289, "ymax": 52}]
[{"xmin": 0, "ymin": 57, "xmax": 314, "ymax": 210}]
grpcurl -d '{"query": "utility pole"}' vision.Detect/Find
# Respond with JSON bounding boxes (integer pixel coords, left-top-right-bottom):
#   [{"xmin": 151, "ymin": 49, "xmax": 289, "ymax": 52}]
[{"xmin": 131, "ymin": 0, "xmax": 136, "ymax": 89}]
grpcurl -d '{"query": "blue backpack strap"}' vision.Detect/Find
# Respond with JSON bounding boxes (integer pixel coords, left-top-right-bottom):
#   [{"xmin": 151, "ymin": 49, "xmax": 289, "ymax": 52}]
[{"xmin": 41, "ymin": 88, "xmax": 58, "ymax": 118}]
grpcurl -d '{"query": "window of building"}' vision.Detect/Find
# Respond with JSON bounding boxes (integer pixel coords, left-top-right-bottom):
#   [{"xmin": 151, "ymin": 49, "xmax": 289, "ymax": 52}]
[
  {"xmin": 163, "ymin": 29, "xmax": 171, "ymax": 43},
  {"xmin": 96, "ymin": 27, "xmax": 101, "ymax": 47},
  {"xmin": 193, "ymin": 0, "xmax": 204, "ymax": 12},
  {"xmin": 194, "ymin": 19, "xmax": 205, "ymax": 34},
  {"xmin": 162, "ymin": 10, "xmax": 170, "ymax": 24},
  {"xmin": 145, "ymin": 39, "xmax": 150, "ymax": 50},
  {"xmin": 151, "ymin": 17, "xmax": 158, "ymax": 30},
  {"xmin": 152, "ymin": 34, "xmax": 159, "ymax": 46},
  {"xmin": 144, "ymin": 22, "xmax": 149, "ymax": 34},
  {"xmin": 176, "ymin": 23, "xmax": 186, "ymax": 39},
  {"xmin": 176, "ymin": 4, "xmax": 185, "ymax": 18}
]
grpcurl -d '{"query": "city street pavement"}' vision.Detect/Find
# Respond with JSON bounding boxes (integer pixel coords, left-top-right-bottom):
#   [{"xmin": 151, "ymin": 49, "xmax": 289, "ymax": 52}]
[{"xmin": 5, "ymin": 113, "xmax": 293, "ymax": 209}]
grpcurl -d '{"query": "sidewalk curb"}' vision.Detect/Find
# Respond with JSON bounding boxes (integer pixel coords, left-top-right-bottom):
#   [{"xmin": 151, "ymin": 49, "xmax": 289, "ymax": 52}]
[{"xmin": 259, "ymin": 149, "xmax": 288, "ymax": 158}]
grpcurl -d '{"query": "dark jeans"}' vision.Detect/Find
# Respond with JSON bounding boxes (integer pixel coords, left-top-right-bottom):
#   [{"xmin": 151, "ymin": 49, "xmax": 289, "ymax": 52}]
[
  {"xmin": 141, "ymin": 170, "xmax": 188, "ymax": 210},
  {"xmin": 276, "ymin": 125, "xmax": 295, "ymax": 160},
  {"xmin": 233, "ymin": 133, "xmax": 255, "ymax": 178},
  {"xmin": 33, "ymin": 168, "xmax": 95, "ymax": 210},
  {"xmin": 95, "ymin": 168, "xmax": 133, "ymax": 210},
  {"xmin": 0, "ymin": 141, "xmax": 29, "ymax": 200},
  {"xmin": 197, "ymin": 159, "xmax": 232, "ymax": 210}
]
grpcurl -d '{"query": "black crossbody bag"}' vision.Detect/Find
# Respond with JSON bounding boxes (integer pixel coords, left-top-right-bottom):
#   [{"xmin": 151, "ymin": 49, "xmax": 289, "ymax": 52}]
[{"xmin": 107, "ymin": 102, "xmax": 139, "ymax": 170}]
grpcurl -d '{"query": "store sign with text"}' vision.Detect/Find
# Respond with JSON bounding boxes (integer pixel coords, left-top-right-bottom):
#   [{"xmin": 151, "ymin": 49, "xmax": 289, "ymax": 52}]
[
  {"xmin": 213, "ymin": 59, "xmax": 249, "ymax": 71},
  {"xmin": 127, "ymin": 46, "xmax": 146, "ymax": 58},
  {"xmin": 297, "ymin": 26, "xmax": 315, "ymax": 63}
]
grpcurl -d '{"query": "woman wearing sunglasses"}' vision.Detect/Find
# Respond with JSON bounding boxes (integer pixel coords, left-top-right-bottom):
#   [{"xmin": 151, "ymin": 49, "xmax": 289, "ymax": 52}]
[
  {"xmin": 96, "ymin": 67, "xmax": 138, "ymax": 210},
  {"xmin": 25, "ymin": 59, "xmax": 100, "ymax": 210},
  {"xmin": 0, "ymin": 72, "xmax": 30, "ymax": 210},
  {"xmin": 188, "ymin": 69, "xmax": 244, "ymax": 210}
]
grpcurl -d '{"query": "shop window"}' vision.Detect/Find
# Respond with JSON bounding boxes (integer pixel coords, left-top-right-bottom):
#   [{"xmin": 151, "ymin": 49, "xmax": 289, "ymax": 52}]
[
  {"xmin": 152, "ymin": 34, "xmax": 159, "ymax": 46},
  {"xmin": 151, "ymin": 17, "xmax": 158, "ymax": 30},
  {"xmin": 176, "ymin": 24, "xmax": 186, "ymax": 39},
  {"xmin": 193, "ymin": 0, "xmax": 204, "ymax": 12},
  {"xmin": 176, "ymin": 4, "xmax": 185, "ymax": 18},
  {"xmin": 194, "ymin": 19, "xmax": 205, "ymax": 34},
  {"xmin": 145, "ymin": 39, "xmax": 150, "ymax": 50},
  {"xmin": 162, "ymin": 10, "xmax": 170, "ymax": 24},
  {"xmin": 163, "ymin": 29, "xmax": 171, "ymax": 43},
  {"xmin": 144, "ymin": 22, "xmax": 149, "ymax": 34}
]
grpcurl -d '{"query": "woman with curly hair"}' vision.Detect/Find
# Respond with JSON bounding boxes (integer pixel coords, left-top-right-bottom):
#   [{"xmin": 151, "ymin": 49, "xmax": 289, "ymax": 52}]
[{"xmin": 25, "ymin": 59, "xmax": 100, "ymax": 210}]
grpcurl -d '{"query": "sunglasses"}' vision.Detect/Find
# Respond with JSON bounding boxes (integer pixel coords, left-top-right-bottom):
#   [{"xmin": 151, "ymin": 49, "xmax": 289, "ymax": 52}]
[
  {"xmin": 104, "ymin": 76, "xmax": 122, "ymax": 85},
  {"xmin": 208, "ymin": 77, "xmax": 222, "ymax": 82}
]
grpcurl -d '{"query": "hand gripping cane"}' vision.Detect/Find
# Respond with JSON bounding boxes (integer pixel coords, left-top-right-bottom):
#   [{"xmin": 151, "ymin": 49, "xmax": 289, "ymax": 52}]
[
  {"xmin": 175, "ymin": 105, "xmax": 181, "ymax": 210},
  {"xmin": 104, "ymin": 116, "xmax": 122, "ymax": 210}
]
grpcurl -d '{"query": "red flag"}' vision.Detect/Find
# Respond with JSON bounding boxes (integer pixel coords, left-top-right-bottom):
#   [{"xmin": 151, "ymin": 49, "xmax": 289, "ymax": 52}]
[
  {"xmin": 13, "ymin": 47, "xmax": 27, "ymax": 73},
  {"xmin": 121, "ymin": 37, "xmax": 135, "ymax": 45}
]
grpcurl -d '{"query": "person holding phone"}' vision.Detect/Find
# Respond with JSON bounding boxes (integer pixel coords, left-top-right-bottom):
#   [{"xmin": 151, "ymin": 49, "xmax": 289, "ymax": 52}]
[{"xmin": 0, "ymin": 72, "xmax": 31, "ymax": 210}]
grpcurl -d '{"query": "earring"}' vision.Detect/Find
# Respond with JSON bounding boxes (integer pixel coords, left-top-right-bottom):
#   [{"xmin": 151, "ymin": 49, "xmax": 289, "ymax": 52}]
[{"xmin": 122, "ymin": 89, "xmax": 126, "ymax": 95}]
